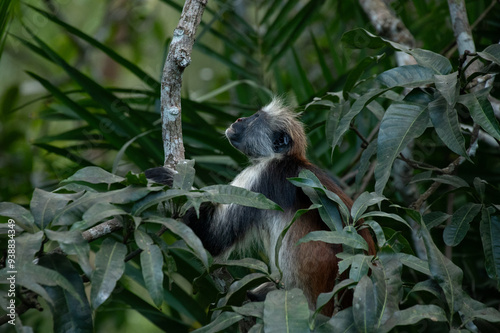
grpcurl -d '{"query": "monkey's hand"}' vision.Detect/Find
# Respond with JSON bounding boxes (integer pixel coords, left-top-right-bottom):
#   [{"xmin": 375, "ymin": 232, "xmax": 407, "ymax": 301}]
[{"xmin": 145, "ymin": 167, "xmax": 175, "ymax": 186}]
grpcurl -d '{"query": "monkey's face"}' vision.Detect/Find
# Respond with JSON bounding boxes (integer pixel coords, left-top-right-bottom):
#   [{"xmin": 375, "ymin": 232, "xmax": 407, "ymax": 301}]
[{"xmin": 226, "ymin": 111, "xmax": 292, "ymax": 159}]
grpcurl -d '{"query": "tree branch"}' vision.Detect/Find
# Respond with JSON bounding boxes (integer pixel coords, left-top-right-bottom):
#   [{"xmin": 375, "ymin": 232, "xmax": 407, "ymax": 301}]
[
  {"xmin": 161, "ymin": 0, "xmax": 207, "ymax": 168},
  {"xmin": 443, "ymin": 0, "xmax": 498, "ymax": 58},
  {"xmin": 447, "ymin": 0, "xmax": 482, "ymax": 77},
  {"xmin": 358, "ymin": 0, "xmax": 417, "ymax": 66}
]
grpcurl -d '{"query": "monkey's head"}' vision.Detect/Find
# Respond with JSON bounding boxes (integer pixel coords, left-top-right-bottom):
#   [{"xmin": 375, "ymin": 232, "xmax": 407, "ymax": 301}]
[{"xmin": 225, "ymin": 98, "xmax": 307, "ymax": 160}]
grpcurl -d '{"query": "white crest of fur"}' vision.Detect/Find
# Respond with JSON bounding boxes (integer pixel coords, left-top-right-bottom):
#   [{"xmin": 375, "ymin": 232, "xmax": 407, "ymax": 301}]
[{"xmin": 261, "ymin": 97, "xmax": 291, "ymax": 117}]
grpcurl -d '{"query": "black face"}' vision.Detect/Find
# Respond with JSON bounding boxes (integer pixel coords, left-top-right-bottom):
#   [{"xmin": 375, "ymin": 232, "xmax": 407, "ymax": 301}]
[{"xmin": 226, "ymin": 111, "xmax": 292, "ymax": 158}]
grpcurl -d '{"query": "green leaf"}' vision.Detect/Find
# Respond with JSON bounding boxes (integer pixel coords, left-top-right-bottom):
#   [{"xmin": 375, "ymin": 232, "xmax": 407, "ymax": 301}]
[
  {"xmin": 212, "ymin": 258, "xmax": 269, "ymax": 275},
  {"xmin": 231, "ymin": 301, "xmax": 265, "ymax": 319},
  {"xmin": 310, "ymin": 31, "xmax": 334, "ymax": 85},
  {"xmin": 343, "ymin": 54, "xmax": 385, "ymax": 99},
  {"xmin": 275, "ymin": 204, "xmax": 321, "ymax": 276},
  {"xmin": 45, "ymin": 229, "xmax": 92, "ymax": 277},
  {"xmin": 458, "ymin": 91, "xmax": 500, "ymax": 141},
  {"xmin": 267, "ymin": 0, "xmax": 325, "ymax": 67},
  {"xmin": 326, "ymin": 308, "xmax": 356, "ymax": 332},
  {"xmin": 377, "ymin": 65, "xmax": 436, "ymax": 88},
  {"xmin": 423, "ymin": 211, "xmax": 451, "ymax": 229},
  {"xmin": 90, "ymin": 238, "xmax": 127, "ymax": 309},
  {"xmin": 111, "ymin": 287, "xmax": 190, "ymax": 331},
  {"xmin": 263, "ymin": 289, "xmax": 310, "ymax": 333},
  {"xmin": 459, "ymin": 293, "xmax": 500, "ymax": 324},
  {"xmin": 25, "ymin": 72, "xmax": 127, "ymax": 154},
  {"xmin": 123, "ymin": 261, "xmax": 206, "ymax": 324},
  {"xmin": 191, "ymin": 311, "xmax": 243, "ymax": 333},
  {"xmin": 443, "ymin": 203, "xmax": 482, "ymax": 246},
  {"xmin": 33, "ymin": 143, "xmax": 95, "ymax": 167},
  {"xmin": 350, "ymin": 192, "xmax": 386, "ymax": 223},
  {"xmin": 355, "ymin": 140, "xmax": 377, "ymax": 187},
  {"xmin": 140, "ymin": 244, "xmax": 164, "ymax": 308},
  {"xmin": 314, "ymin": 279, "xmax": 355, "ymax": 317},
  {"xmin": 145, "ymin": 217, "xmax": 209, "ymax": 270},
  {"xmin": 218, "ymin": 273, "xmax": 269, "ymax": 308},
  {"xmin": 342, "ymin": 29, "xmax": 451, "ymax": 74},
  {"xmin": 339, "ymin": 254, "xmax": 372, "ymax": 281},
  {"xmin": 61, "ymin": 166, "xmax": 125, "ymax": 185},
  {"xmin": 375, "ymin": 102, "xmax": 430, "ymax": 193},
  {"xmin": 76, "ymin": 202, "xmax": 128, "ymax": 230},
  {"xmin": 473, "ymin": 177, "xmax": 487, "ymax": 203},
  {"xmin": 325, "ymin": 100, "xmax": 350, "ymax": 149},
  {"xmin": 405, "ymin": 279, "xmax": 442, "ymax": 301},
  {"xmin": 419, "ymin": 215, "xmax": 465, "ymax": 318},
  {"xmin": 39, "ymin": 254, "xmax": 93, "ymax": 333},
  {"xmin": 0, "ymin": 232, "xmax": 84, "ymax": 307},
  {"xmin": 352, "ymin": 275, "xmax": 378, "ymax": 332},
  {"xmin": 477, "ymin": 44, "xmax": 500, "ymax": 66},
  {"xmin": 54, "ymin": 186, "xmax": 150, "ymax": 226},
  {"xmin": 371, "ymin": 255, "xmax": 403, "ymax": 329},
  {"xmin": 199, "ymin": 185, "xmax": 282, "ymax": 211},
  {"xmin": 23, "ymin": 28, "xmax": 160, "ymax": 162},
  {"xmin": 411, "ymin": 173, "xmax": 469, "ymax": 188},
  {"xmin": 330, "ymin": 88, "xmax": 390, "ymax": 149},
  {"xmin": 364, "ymin": 220, "xmax": 386, "ymax": 248},
  {"xmin": 297, "ymin": 230, "xmax": 368, "ymax": 251},
  {"xmin": 134, "ymin": 229, "xmax": 154, "ymax": 250},
  {"xmin": 382, "ymin": 305, "xmax": 447, "ymax": 331},
  {"xmin": 359, "ymin": 211, "xmax": 411, "ymax": 229},
  {"xmin": 131, "ymin": 189, "xmax": 188, "ymax": 216},
  {"xmin": 28, "ymin": 5, "xmax": 159, "ymax": 90},
  {"xmin": 409, "ymin": 49, "xmax": 452, "ymax": 75},
  {"xmin": 30, "ymin": 189, "xmax": 83, "ymax": 230},
  {"xmin": 434, "ymin": 73, "xmax": 459, "ymax": 105},
  {"xmin": 289, "ymin": 169, "xmax": 350, "ymax": 229},
  {"xmin": 396, "ymin": 253, "xmax": 431, "ymax": 276},
  {"xmin": 342, "ymin": 28, "xmax": 406, "ymax": 50},
  {"xmin": 429, "ymin": 96, "xmax": 468, "ymax": 157},
  {"xmin": 480, "ymin": 208, "xmax": 500, "ymax": 284},
  {"xmin": 382, "ymin": 228, "xmax": 414, "ymax": 254},
  {"xmin": 173, "ymin": 160, "xmax": 196, "ymax": 191},
  {"xmin": 17, "ymin": 230, "xmax": 44, "ymax": 262},
  {"xmin": 0, "ymin": 202, "xmax": 37, "ymax": 232}
]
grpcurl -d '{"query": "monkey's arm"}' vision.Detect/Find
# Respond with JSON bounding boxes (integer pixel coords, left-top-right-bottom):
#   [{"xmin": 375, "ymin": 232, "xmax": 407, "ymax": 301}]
[
  {"xmin": 145, "ymin": 167, "xmax": 174, "ymax": 186},
  {"xmin": 145, "ymin": 167, "xmax": 251, "ymax": 257}
]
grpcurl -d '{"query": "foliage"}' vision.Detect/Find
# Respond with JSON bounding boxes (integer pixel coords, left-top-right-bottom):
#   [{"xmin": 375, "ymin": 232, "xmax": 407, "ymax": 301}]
[{"xmin": 1, "ymin": 0, "xmax": 500, "ymax": 332}]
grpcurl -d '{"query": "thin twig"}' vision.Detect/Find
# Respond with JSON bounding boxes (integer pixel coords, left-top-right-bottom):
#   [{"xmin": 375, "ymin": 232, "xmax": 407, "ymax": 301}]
[
  {"xmin": 398, "ymin": 153, "xmax": 443, "ymax": 173},
  {"xmin": 349, "ymin": 125, "xmax": 370, "ymax": 148},
  {"xmin": 410, "ymin": 124, "xmax": 480, "ymax": 211}
]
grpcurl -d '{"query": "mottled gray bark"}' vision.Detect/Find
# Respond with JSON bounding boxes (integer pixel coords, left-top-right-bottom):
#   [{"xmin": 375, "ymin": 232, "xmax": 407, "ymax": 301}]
[
  {"xmin": 358, "ymin": 0, "xmax": 416, "ymax": 66},
  {"xmin": 161, "ymin": 0, "xmax": 207, "ymax": 168}
]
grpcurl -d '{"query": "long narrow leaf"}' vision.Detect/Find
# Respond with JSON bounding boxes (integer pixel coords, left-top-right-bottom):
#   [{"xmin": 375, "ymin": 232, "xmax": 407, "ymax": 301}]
[
  {"xmin": 24, "ymin": 28, "xmax": 161, "ymax": 162},
  {"xmin": 375, "ymin": 102, "xmax": 430, "ymax": 193},
  {"xmin": 429, "ymin": 96, "xmax": 468, "ymax": 157},
  {"xmin": 28, "ymin": 5, "xmax": 159, "ymax": 90},
  {"xmin": 90, "ymin": 238, "xmax": 127, "ymax": 309}
]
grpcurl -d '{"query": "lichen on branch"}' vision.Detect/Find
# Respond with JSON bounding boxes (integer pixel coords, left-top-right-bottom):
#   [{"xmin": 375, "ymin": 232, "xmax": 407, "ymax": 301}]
[{"xmin": 160, "ymin": 0, "xmax": 207, "ymax": 168}]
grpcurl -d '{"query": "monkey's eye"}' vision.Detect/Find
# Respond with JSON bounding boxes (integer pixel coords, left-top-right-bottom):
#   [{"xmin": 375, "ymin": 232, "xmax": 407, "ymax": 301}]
[{"xmin": 273, "ymin": 132, "xmax": 291, "ymax": 153}]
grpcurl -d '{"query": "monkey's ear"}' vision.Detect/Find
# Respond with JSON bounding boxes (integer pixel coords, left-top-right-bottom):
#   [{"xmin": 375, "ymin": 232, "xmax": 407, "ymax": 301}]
[{"xmin": 273, "ymin": 131, "xmax": 292, "ymax": 153}]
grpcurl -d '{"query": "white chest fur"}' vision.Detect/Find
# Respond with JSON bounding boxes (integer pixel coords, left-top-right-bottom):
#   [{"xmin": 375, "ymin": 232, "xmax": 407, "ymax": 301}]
[{"xmin": 230, "ymin": 159, "xmax": 271, "ymax": 190}]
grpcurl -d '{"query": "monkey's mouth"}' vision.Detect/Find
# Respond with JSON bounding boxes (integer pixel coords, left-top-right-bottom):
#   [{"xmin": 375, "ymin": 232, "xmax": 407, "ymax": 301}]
[{"xmin": 225, "ymin": 125, "xmax": 242, "ymax": 149}]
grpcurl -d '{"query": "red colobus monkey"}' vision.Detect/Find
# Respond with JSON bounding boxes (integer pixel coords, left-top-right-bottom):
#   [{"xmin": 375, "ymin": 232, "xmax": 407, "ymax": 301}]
[{"xmin": 146, "ymin": 98, "xmax": 376, "ymax": 315}]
